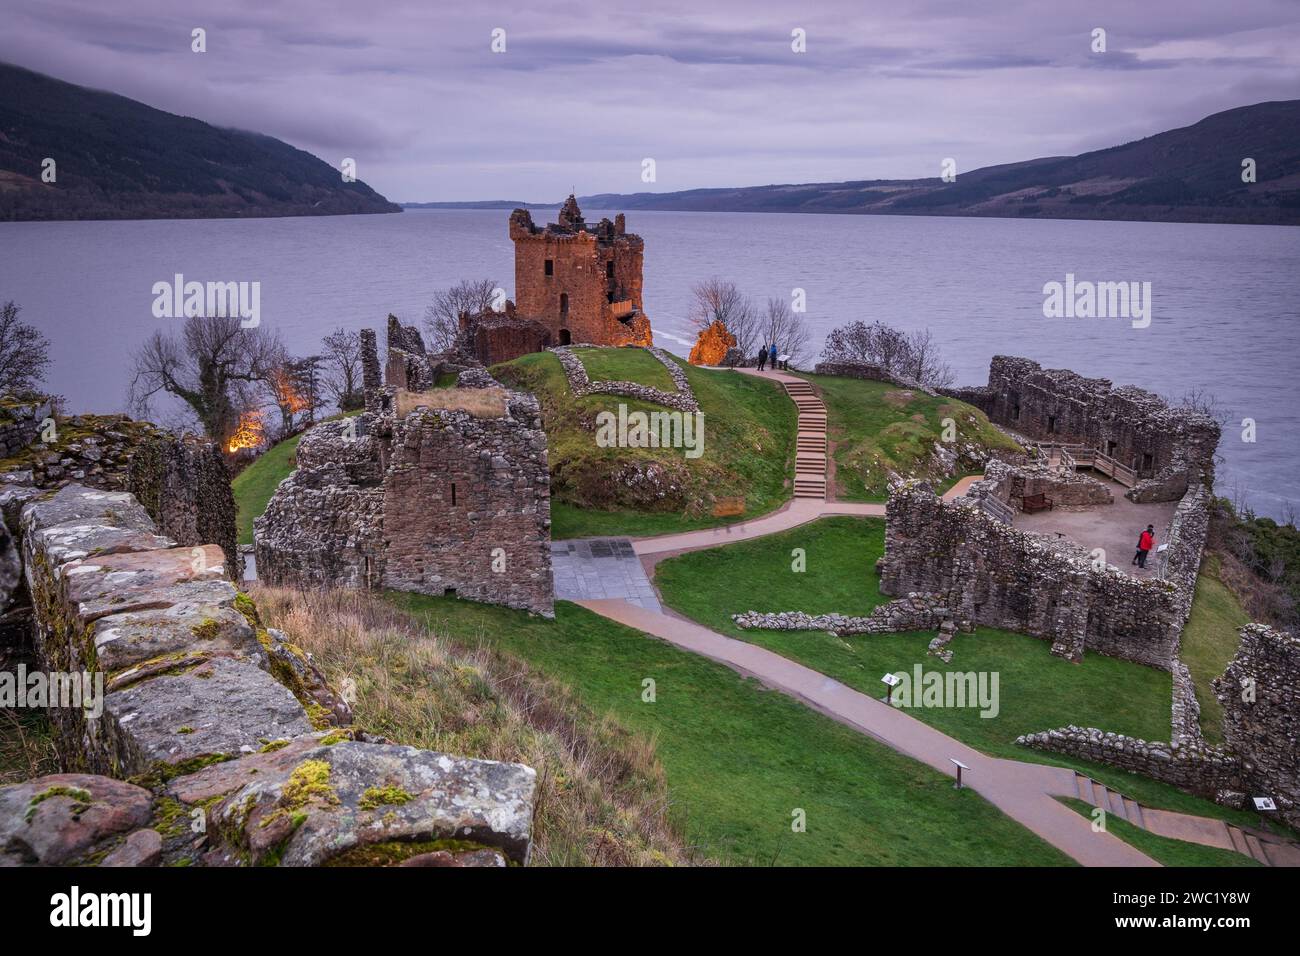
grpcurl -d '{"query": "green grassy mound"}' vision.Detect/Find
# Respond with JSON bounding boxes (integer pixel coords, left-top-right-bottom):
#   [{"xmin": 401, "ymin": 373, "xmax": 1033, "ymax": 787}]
[
  {"xmin": 572, "ymin": 346, "xmax": 676, "ymax": 391},
  {"xmin": 493, "ymin": 349, "xmax": 796, "ymax": 539},
  {"xmin": 797, "ymin": 373, "xmax": 1021, "ymax": 500},
  {"xmin": 1059, "ymin": 799, "xmax": 1261, "ymax": 867},
  {"xmin": 384, "ymin": 591, "xmax": 1073, "ymax": 866},
  {"xmin": 654, "ymin": 516, "xmax": 1279, "ymax": 831}
]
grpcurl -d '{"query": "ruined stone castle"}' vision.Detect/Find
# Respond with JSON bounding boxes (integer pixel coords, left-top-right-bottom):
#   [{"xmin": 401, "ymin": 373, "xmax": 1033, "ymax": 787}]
[
  {"xmin": 944, "ymin": 355, "xmax": 1220, "ymax": 502},
  {"xmin": 461, "ymin": 196, "xmax": 654, "ymax": 365},
  {"xmin": 254, "ymin": 317, "xmax": 554, "ymax": 617}
]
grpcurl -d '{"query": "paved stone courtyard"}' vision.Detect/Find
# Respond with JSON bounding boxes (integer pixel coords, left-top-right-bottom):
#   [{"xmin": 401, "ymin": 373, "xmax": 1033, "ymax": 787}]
[{"xmin": 551, "ymin": 538, "xmax": 661, "ymax": 611}]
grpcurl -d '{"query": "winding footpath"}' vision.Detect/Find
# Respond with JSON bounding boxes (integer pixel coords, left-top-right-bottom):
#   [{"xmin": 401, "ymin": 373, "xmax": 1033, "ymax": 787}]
[{"xmin": 577, "ymin": 367, "xmax": 1299, "ymax": 867}]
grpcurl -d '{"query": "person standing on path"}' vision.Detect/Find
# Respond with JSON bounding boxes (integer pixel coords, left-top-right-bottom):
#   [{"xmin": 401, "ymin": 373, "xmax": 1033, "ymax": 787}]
[
  {"xmin": 757, "ymin": 343, "xmax": 768, "ymax": 371},
  {"xmin": 1133, "ymin": 524, "xmax": 1155, "ymax": 568},
  {"xmin": 769, "ymin": 343, "xmax": 778, "ymax": 370}
]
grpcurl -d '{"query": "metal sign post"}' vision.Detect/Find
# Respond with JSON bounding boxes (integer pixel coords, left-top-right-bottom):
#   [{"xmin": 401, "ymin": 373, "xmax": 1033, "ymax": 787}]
[{"xmin": 950, "ymin": 758, "xmax": 970, "ymax": 790}]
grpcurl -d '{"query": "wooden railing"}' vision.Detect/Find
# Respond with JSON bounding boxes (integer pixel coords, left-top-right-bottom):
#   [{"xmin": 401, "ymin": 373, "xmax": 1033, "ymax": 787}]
[
  {"xmin": 980, "ymin": 495, "xmax": 1016, "ymax": 525},
  {"xmin": 610, "ymin": 300, "xmax": 636, "ymax": 320},
  {"xmin": 1040, "ymin": 442, "xmax": 1138, "ymax": 488}
]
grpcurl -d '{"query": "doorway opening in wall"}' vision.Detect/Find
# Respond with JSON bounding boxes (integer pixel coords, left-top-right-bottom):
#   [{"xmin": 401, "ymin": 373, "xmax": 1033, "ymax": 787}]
[
  {"xmin": 559, "ymin": 328, "xmax": 571, "ymax": 345},
  {"xmin": 1142, "ymin": 452, "xmax": 1154, "ymax": 473},
  {"xmin": 445, "ymin": 588, "xmax": 457, "ymax": 598},
  {"xmin": 1047, "ymin": 415, "xmax": 1057, "ymax": 434},
  {"xmin": 451, "ymin": 482, "xmax": 457, "ymax": 506}
]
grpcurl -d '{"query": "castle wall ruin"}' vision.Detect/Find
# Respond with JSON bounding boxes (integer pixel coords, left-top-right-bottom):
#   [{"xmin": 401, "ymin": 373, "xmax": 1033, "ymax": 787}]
[
  {"xmin": 255, "ymin": 321, "xmax": 554, "ymax": 617},
  {"xmin": 943, "ymin": 355, "xmax": 1219, "ymax": 502},
  {"xmin": 880, "ymin": 479, "xmax": 1209, "ymax": 668}
]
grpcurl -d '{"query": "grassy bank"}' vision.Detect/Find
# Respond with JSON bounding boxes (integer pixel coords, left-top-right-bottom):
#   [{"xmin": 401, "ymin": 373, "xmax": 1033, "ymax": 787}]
[
  {"xmin": 795, "ymin": 373, "xmax": 1020, "ymax": 501},
  {"xmin": 232, "ymin": 431, "xmax": 303, "ymax": 545},
  {"xmin": 381, "ymin": 591, "xmax": 1073, "ymax": 866},
  {"xmin": 1181, "ymin": 554, "xmax": 1252, "ymax": 745},
  {"xmin": 495, "ymin": 350, "xmax": 796, "ymax": 539},
  {"xmin": 251, "ymin": 585, "xmax": 691, "ymax": 866},
  {"xmin": 653, "ymin": 515, "xmax": 1276, "ymax": 831}
]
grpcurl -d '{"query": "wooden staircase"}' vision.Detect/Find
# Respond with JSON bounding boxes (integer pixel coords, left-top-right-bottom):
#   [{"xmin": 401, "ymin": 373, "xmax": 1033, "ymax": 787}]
[
  {"xmin": 782, "ymin": 378, "xmax": 827, "ymax": 500},
  {"xmin": 1071, "ymin": 771, "xmax": 1298, "ymax": 866}
]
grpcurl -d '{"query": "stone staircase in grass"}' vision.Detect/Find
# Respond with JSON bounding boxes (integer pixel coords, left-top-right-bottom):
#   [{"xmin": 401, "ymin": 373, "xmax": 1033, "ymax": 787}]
[
  {"xmin": 782, "ymin": 378, "xmax": 828, "ymax": 500},
  {"xmin": 1071, "ymin": 771, "xmax": 1300, "ymax": 867}
]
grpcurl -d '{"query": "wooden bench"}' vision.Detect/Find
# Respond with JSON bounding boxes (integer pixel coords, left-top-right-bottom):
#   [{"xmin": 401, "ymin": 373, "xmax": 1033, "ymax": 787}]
[{"xmin": 1021, "ymin": 493, "xmax": 1053, "ymax": 514}]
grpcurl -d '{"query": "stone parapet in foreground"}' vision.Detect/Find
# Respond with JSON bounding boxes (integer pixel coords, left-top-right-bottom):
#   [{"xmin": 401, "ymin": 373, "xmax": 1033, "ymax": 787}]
[{"xmin": 1, "ymin": 483, "xmax": 537, "ymax": 867}]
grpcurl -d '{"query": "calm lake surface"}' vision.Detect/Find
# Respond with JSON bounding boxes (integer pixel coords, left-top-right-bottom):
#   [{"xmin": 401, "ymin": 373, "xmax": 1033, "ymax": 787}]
[{"xmin": 2, "ymin": 209, "xmax": 1297, "ymax": 516}]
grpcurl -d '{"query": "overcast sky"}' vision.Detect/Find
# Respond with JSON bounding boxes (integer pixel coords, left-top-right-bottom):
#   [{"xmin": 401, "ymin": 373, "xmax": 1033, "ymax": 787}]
[{"xmin": 2, "ymin": 0, "xmax": 1297, "ymax": 202}]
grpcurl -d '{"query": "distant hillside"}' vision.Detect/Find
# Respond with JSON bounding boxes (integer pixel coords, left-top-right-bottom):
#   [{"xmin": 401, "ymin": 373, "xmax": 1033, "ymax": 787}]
[
  {"xmin": 0, "ymin": 63, "xmax": 401, "ymax": 221},
  {"xmin": 414, "ymin": 101, "xmax": 1300, "ymax": 226}
]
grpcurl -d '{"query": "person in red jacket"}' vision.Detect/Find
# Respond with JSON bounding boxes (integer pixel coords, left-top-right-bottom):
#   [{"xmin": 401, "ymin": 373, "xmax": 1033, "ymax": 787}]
[{"xmin": 1133, "ymin": 524, "xmax": 1155, "ymax": 568}]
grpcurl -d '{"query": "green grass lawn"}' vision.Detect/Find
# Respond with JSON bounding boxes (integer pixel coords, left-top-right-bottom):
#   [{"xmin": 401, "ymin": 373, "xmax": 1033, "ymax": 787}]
[
  {"xmin": 232, "ymin": 431, "xmax": 304, "ymax": 545},
  {"xmin": 1059, "ymin": 799, "xmax": 1261, "ymax": 867},
  {"xmin": 384, "ymin": 591, "xmax": 1073, "ymax": 866},
  {"xmin": 654, "ymin": 515, "xmax": 1282, "ymax": 832},
  {"xmin": 795, "ymin": 373, "xmax": 1020, "ymax": 501},
  {"xmin": 1181, "ymin": 554, "xmax": 1251, "ymax": 746},
  {"xmin": 495, "ymin": 350, "xmax": 796, "ymax": 539},
  {"xmin": 572, "ymin": 346, "xmax": 676, "ymax": 391}
]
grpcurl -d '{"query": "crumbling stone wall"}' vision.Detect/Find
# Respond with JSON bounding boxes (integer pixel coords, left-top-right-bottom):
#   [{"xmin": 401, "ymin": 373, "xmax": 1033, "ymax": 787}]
[
  {"xmin": 256, "ymin": 324, "xmax": 555, "ymax": 617},
  {"xmin": 0, "ymin": 397, "xmax": 53, "ymax": 458},
  {"xmin": 510, "ymin": 197, "xmax": 653, "ymax": 350},
  {"xmin": 3, "ymin": 483, "xmax": 537, "ymax": 867},
  {"xmin": 460, "ymin": 307, "xmax": 553, "ymax": 367},
  {"xmin": 380, "ymin": 397, "xmax": 553, "ymax": 613},
  {"xmin": 1016, "ymin": 727, "xmax": 1240, "ymax": 799},
  {"xmin": 986, "ymin": 457, "xmax": 1115, "ymax": 510},
  {"xmin": 880, "ymin": 481, "xmax": 1207, "ymax": 668},
  {"xmin": 1214, "ymin": 623, "xmax": 1300, "ymax": 828},
  {"xmin": 942, "ymin": 356, "xmax": 1219, "ymax": 502},
  {"xmin": 383, "ymin": 314, "xmax": 435, "ymax": 392},
  {"xmin": 127, "ymin": 433, "xmax": 241, "ymax": 580},
  {"xmin": 251, "ymin": 419, "xmax": 386, "ymax": 590}
]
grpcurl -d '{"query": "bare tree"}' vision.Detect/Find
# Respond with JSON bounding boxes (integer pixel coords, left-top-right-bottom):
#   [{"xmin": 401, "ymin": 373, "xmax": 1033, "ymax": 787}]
[
  {"xmin": 321, "ymin": 328, "xmax": 364, "ymax": 411},
  {"xmin": 129, "ymin": 314, "xmax": 283, "ymax": 444},
  {"xmin": 688, "ymin": 278, "xmax": 759, "ymax": 359},
  {"xmin": 760, "ymin": 298, "xmax": 812, "ymax": 369},
  {"xmin": 264, "ymin": 353, "xmax": 324, "ymax": 440},
  {"xmin": 423, "ymin": 278, "xmax": 498, "ymax": 352},
  {"xmin": 1169, "ymin": 387, "xmax": 1231, "ymax": 427},
  {"xmin": 821, "ymin": 320, "xmax": 953, "ymax": 388},
  {"xmin": 0, "ymin": 301, "xmax": 51, "ymax": 396},
  {"xmin": 902, "ymin": 328, "xmax": 955, "ymax": 389}
]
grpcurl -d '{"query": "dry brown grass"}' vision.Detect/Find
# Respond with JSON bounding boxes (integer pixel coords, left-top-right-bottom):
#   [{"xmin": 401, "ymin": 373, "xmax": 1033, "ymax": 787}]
[
  {"xmin": 394, "ymin": 387, "xmax": 507, "ymax": 419},
  {"xmin": 249, "ymin": 585, "xmax": 695, "ymax": 866},
  {"xmin": 0, "ymin": 707, "xmax": 59, "ymax": 787}
]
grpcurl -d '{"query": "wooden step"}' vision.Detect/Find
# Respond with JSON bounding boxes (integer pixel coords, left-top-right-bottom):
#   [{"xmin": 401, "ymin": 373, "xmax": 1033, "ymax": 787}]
[
  {"xmin": 1106, "ymin": 789, "xmax": 1128, "ymax": 822},
  {"xmin": 1122, "ymin": 797, "xmax": 1145, "ymax": 829},
  {"xmin": 1074, "ymin": 773, "xmax": 1091, "ymax": 802},
  {"xmin": 1227, "ymin": 825, "xmax": 1250, "ymax": 856},
  {"xmin": 1243, "ymin": 833, "xmax": 1270, "ymax": 865}
]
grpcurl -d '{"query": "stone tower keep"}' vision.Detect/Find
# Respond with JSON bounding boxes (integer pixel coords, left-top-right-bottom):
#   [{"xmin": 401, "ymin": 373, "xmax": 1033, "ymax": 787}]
[{"xmin": 508, "ymin": 195, "xmax": 653, "ymax": 349}]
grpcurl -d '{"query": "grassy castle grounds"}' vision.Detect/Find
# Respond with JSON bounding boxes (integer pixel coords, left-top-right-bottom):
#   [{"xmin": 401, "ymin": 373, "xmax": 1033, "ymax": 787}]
[
  {"xmin": 653, "ymin": 515, "xmax": 1280, "ymax": 834},
  {"xmin": 226, "ymin": 346, "xmax": 1292, "ymax": 863}
]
